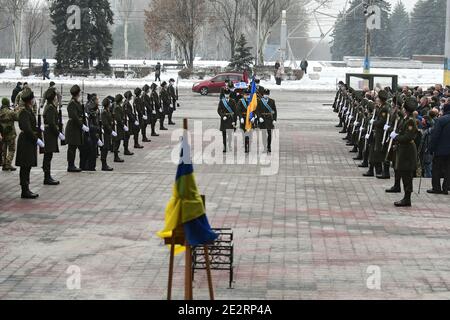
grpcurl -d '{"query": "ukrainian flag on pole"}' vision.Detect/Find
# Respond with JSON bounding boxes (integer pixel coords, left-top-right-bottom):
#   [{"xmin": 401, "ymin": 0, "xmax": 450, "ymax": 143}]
[
  {"xmin": 245, "ymin": 77, "xmax": 258, "ymax": 132},
  {"xmin": 157, "ymin": 131, "xmax": 217, "ymax": 253}
]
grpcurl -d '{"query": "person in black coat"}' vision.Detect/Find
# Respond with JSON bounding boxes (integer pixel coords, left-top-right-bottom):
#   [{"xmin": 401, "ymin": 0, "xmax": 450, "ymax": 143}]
[
  {"xmin": 15, "ymin": 88, "xmax": 41, "ymax": 199},
  {"xmin": 168, "ymin": 78, "xmax": 177, "ymax": 126},
  {"xmin": 66, "ymin": 85, "xmax": 87, "ymax": 173},
  {"xmin": 218, "ymin": 88, "xmax": 237, "ymax": 153},
  {"xmin": 83, "ymin": 94, "xmax": 100, "ymax": 171},
  {"xmin": 42, "ymin": 58, "xmax": 50, "ymax": 80},
  {"xmin": 160, "ymin": 82, "xmax": 172, "ymax": 129},
  {"xmin": 100, "ymin": 98, "xmax": 114, "ymax": 171},
  {"xmin": 11, "ymin": 82, "xmax": 22, "ymax": 105},
  {"xmin": 428, "ymin": 102, "xmax": 450, "ymax": 195},
  {"xmin": 256, "ymin": 89, "xmax": 278, "ymax": 153},
  {"xmin": 112, "ymin": 94, "xmax": 125, "ymax": 162},
  {"xmin": 42, "ymin": 87, "xmax": 61, "ymax": 185},
  {"xmin": 143, "ymin": 84, "xmax": 159, "ymax": 137}
]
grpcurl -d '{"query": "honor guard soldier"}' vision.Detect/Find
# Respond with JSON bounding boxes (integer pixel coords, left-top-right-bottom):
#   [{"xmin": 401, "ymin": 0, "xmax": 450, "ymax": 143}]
[
  {"xmin": 66, "ymin": 85, "xmax": 87, "ymax": 173},
  {"xmin": 236, "ymin": 89, "xmax": 252, "ymax": 153},
  {"xmin": 151, "ymin": 83, "xmax": 166, "ymax": 131},
  {"xmin": 168, "ymin": 78, "xmax": 178, "ymax": 126},
  {"xmin": 256, "ymin": 89, "xmax": 277, "ymax": 153},
  {"xmin": 16, "ymin": 88, "xmax": 41, "ymax": 199},
  {"xmin": 134, "ymin": 87, "xmax": 150, "ymax": 143},
  {"xmin": 83, "ymin": 94, "xmax": 101, "ymax": 171},
  {"xmin": 112, "ymin": 94, "xmax": 125, "ymax": 162},
  {"xmin": 143, "ymin": 84, "xmax": 159, "ymax": 137},
  {"xmin": 160, "ymin": 81, "xmax": 173, "ymax": 127},
  {"xmin": 123, "ymin": 91, "xmax": 136, "ymax": 154},
  {"xmin": 100, "ymin": 98, "xmax": 114, "ymax": 171},
  {"xmin": 42, "ymin": 87, "xmax": 61, "ymax": 185},
  {"xmin": 218, "ymin": 88, "xmax": 237, "ymax": 153},
  {"xmin": 0, "ymin": 98, "xmax": 18, "ymax": 171},
  {"xmin": 389, "ymin": 97, "xmax": 419, "ymax": 207}
]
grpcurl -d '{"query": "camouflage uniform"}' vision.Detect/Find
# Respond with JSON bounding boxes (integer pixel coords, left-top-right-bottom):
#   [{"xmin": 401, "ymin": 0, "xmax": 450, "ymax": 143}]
[{"xmin": 0, "ymin": 99, "xmax": 19, "ymax": 170}]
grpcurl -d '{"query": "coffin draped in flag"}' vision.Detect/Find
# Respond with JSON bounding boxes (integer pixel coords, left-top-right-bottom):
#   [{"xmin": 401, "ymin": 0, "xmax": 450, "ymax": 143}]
[
  {"xmin": 157, "ymin": 133, "xmax": 218, "ymax": 251},
  {"xmin": 245, "ymin": 77, "xmax": 258, "ymax": 132}
]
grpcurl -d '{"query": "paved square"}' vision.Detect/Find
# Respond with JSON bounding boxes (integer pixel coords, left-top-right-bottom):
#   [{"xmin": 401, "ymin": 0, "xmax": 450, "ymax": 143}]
[{"xmin": 1, "ymin": 88, "xmax": 449, "ymax": 300}]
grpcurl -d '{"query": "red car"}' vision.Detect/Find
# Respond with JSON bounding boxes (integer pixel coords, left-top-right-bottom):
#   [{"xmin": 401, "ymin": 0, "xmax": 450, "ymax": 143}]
[{"xmin": 192, "ymin": 72, "xmax": 247, "ymax": 96}]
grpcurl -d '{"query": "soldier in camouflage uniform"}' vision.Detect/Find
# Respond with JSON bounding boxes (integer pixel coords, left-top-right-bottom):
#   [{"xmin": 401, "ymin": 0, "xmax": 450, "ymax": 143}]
[{"xmin": 0, "ymin": 98, "xmax": 18, "ymax": 171}]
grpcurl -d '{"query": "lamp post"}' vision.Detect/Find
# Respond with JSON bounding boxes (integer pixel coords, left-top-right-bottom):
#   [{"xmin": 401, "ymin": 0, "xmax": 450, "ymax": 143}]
[{"xmin": 445, "ymin": 0, "xmax": 450, "ymax": 86}]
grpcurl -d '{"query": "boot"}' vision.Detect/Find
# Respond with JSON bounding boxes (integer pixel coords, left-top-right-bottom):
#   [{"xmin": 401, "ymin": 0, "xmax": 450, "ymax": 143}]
[
  {"xmin": 386, "ymin": 174, "xmax": 401, "ymax": 193},
  {"xmin": 44, "ymin": 172, "xmax": 60, "ymax": 186},
  {"xmin": 151, "ymin": 131, "xmax": 160, "ymax": 137},
  {"xmin": 160, "ymin": 126, "xmax": 168, "ymax": 131},
  {"xmin": 68, "ymin": 165, "xmax": 82, "ymax": 173},
  {"xmin": 114, "ymin": 152, "xmax": 124, "ymax": 163},
  {"xmin": 21, "ymin": 185, "xmax": 39, "ymax": 199},
  {"xmin": 395, "ymin": 193, "xmax": 412, "ymax": 207},
  {"xmin": 124, "ymin": 149, "xmax": 134, "ymax": 156},
  {"xmin": 142, "ymin": 136, "xmax": 151, "ymax": 143},
  {"xmin": 134, "ymin": 144, "xmax": 144, "ymax": 149},
  {"xmin": 102, "ymin": 160, "xmax": 114, "ymax": 172},
  {"xmin": 374, "ymin": 163, "xmax": 382, "ymax": 176},
  {"xmin": 124, "ymin": 141, "xmax": 134, "ymax": 156},
  {"xmin": 377, "ymin": 162, "xmax": 391, "ymax": 180},
  {"xmin": 349, "ymin": 146, "xmax": 358, "ymax": 153},
  {"xmin": 363, "ymin": 164, "xmax": 374, "ymax": 177}
]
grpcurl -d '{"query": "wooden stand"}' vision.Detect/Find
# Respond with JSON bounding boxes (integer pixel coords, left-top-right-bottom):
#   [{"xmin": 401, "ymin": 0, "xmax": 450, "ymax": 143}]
[{"xmin": 165, "ymin": 119, "xmax": 214, "ymax": 301}]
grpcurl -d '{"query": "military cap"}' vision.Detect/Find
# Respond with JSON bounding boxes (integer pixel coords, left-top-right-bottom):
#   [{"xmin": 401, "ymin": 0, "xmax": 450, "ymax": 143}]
[
  {"xmin": 143, "ymin": 84, "xmax": 150, "ymax": 92},
  {"xmin": 169, "ymin": 78, "xmax": 175, "ymax": 83},
  {"xmin": 70, "ymin": 85, "xmax": 81, "ymax": 96},
  {"xmin": 161, "ymin": 81, "xmax": 167, "ymax": 87},
  {"xmin": 150, "ymin": 83, "xmax": 158, "ymax": 90},
  {"xmin": 378, "ymin": 90, "xmax": 388, "ymax": 102},
  {"xmin": 124, "ymin": 91, "xmax": 133, "ymax": 100},
  {"xmin": 403, "ymin": 97, "xmax": 418, "ymax": 113},
  {"xmin": 21, "ymin": 88, "xmax": 34, "ymax": 102},
  {"xmin": 244, "ymin": 89, "xmax": 251, "ymax": 95},
  {"xmin": 264, "ymin": 89, "xmax": 271, "ymax": 95},
  {"xmin": 115, "ymin": 94, "xmax": 123, "ymax": 103},
  {"xmin": 2, "ymin": 97, "xmax": 10, "ymax": 106},
  {"xmin": 222, "ymin": 88, "xmax": 231, "ymax": 95},
  {"xmin": 49, "ymin": 81, "xmax": 56, "ymax": 87},
  {"xmin": 134, "ymin": 87, "xmax": 142, "ymax": 96},
  {"xmin": 102, "ymin": 97, "xmax": 110, "ymax": 108},
  {"xmin": 45, "ymin": 87, "xmax": 57, "ymax": 102}
]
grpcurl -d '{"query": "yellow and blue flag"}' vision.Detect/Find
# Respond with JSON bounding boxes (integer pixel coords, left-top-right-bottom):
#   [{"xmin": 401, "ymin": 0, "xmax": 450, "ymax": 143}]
[
  {"xmin": 157, "ymin": 132, "xmax": 217, "ymax": 252},
  {"xmin": 245, "ymin": 77, "xmax": 258, "ymax": 132}
]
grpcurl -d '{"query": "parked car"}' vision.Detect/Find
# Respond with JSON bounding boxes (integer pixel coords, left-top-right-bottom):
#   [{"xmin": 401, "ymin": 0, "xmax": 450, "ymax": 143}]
[{"xmin": 192, "ymin": 72, "xmax": 247, "ymax": 96}]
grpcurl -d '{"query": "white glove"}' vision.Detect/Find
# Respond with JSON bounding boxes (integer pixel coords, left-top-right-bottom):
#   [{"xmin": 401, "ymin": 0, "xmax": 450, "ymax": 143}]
[
  {"xmin": 124, "ymin": 125, "xmax": 129, "ymax": 132},
  {"xmin": 135, "ymin": 120, "xmax": 139, "ymax": 126},
  {"xmin": 349, "ymin": 115, "xmax": 353, "ymax": 120},
  {"xmin": 40, "ymin": 124, "xmax": 45, "ymax": 132},
  {"xmin": 384, "ymin": 125, "xmax": 390, "ymax": 131},
  {"xmin": 259, "ymin": 118, "xmax": 264, "ymax": 123},
  {"xmin": 273, "ymin": 120, "xmax": 277, "ymax": 126},
  {"xmin": 97, "ymin": 140, "xmax": 104, "ymax": 147},
  {"xmin": 143, "ymin": 115, "xmax": 148, "ymax": 120},
  {"xmin": 159, "ymin": 109, "xmax": 162, "ymax": 113},
  {"xmin": 370, "ymin": 119, "xmax": 375, "ymax": 125},
  {"xmin": 82, "ymin": 125, "xmax": 89, "ymax": 133},
  {"xmin": 223, "ymin": 116, "xmax": 227, "ymax": 121},
  {"xmin": 102, "ymin": 129, "xmax": 105, "ymax": 134},
  {"xmin": 37, "ymin": 138, "xmax": 45, "ymax": 148},
  {"xmin": 152, "ymin": 111, "xmax": 156, "ymax": 115},
  {"xmin": 390, "ymin": 132, "xmax": 398, "ymax": 140},
  {"xmin": 359, "ymin": 127, "xmax": 364, "ymax": 132},
  {"xmin": 343, "ymin": 107, "xmax": 348, "ymax": 112},
  {"xmin": 240, "ymin": 118, "xmax": 244, "ymax": 124},
  {"xmin": 232, "ymin": 122, "xmax": 236, "ymax": 127},
  {"xmin": 112, "ymin": 131, "xmax": 118, "ymax": 137},
  {"xmin": 85, "ymin": 113, "xmax": 88, "ymax": 118},
  {"xmin": 58, "ymin": 133, "xmax": 65, "ymax": 141},
  {"xmin": 365, "ymin": 134, "xmax": 370, "ymax": 140},
  {"xmin": 251, "ymin": 117, "xmax": 255, "ymax": 124},
  {"xmin": 346, "ymin": 111, "xmax": 350, "ymax": 116}
]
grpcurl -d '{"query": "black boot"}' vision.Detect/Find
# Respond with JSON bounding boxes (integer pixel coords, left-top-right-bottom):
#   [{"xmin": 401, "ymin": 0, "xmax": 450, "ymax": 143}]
[
  {"xmin": 377, "ymin": 162, "xmax": 391, "ymax": 180},
  {"xmin": 386, "ymin": 173, "xmax": 401, "ymax": 193},
  {"xmin": 353, "ymin": 149, "xmax": 363, "ymax": 160},
  {"xmin": 114, "ymin": 152, "xmax": 124, "ymax": 163},
  {"xmin": 374, "ymin": 163, "xmax": 382, "ymax": 177},
  {"xmin": 102, "ymin": 160, "xmax": 114, "ymax": 172},
  {"xmin": 395, "ymin": 192, "xmax": 412, "ymax": 207},
  {"xmin": 21, "ymin": 185, "xmax": 39, "ymax": 199},
  {"xmin": 67, "ymin": 164, "xmax": 82, "ymax": 173},
  {"xmin": 124, "ymin": 141, "xmax": 134, "ymax": 156},
  {"xmin": 44, "ymin": 172, "xmax": 60, "ymax": 186},
  {"xmin": 363, "ymin": 164, "xmax": 375, "ymax": 177},
  {"xmin": 349, "ymin": 146, "xmax": 358, "ymax": 153}
]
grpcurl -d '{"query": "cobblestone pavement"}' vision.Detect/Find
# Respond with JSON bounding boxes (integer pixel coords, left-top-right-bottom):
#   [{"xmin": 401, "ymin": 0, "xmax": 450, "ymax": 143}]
[{"xmin": 1, "ymin": 87, "xmax": 450, "ymax": 300}]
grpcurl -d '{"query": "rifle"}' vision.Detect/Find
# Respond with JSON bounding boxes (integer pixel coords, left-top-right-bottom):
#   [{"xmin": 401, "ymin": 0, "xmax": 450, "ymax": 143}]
[
  {"xmin": 364, "ymin": 109, "xmax": 377, "ymax": 152},
  {"xmin": 58, "ymin": 85, "xmax": 66, "ymax": 146},
  {"xmin": 176, "ymin": 77, "xmax": 180, "ymax": 108},
  {"xmin": 382, "ymin": 112, "xmax": 391, "ymax": 145},
  {"xmin": 98, "ymin": 105, "xmax": 104, "ymax": 146},
  {"xmin": 385, "ymin": 117, "xmax": 399, "ymax": 162},
  {"xmin": 358, "ymin": 118, "xmax": 366, "ymax": 143},
  {"xmin": 352, "ymin": 113, "xmax": 360, "ymax": 135},
  {"xmin": 37, "ymin": 87, "xmax": 45, "ymax": 154}
]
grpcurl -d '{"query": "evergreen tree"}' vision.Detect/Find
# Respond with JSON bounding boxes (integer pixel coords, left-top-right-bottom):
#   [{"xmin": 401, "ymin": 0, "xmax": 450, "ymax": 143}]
[
  {"xmin": 407, "ymin": 0, "xmax": 446, "ymax": 56},
  {"xmin": 389, "ymin": 1, "xmax": 410, "ymax": 57},
  {"xmin": 330, "ymin": 0, "xmax": 392, "ymax": 61},
  {"xmin": 50, "ymin": 0, "xmax": 114, "ymax": 72},
  {"xmin": 229, "ymin": 34, "xmax": 254, "ymax": 70}
]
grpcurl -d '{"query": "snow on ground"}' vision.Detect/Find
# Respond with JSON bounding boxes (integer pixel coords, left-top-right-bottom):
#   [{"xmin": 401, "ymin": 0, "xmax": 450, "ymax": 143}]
[{"xmin": 0, "ymin": 60, "xmax": 445, "ymax": 91}]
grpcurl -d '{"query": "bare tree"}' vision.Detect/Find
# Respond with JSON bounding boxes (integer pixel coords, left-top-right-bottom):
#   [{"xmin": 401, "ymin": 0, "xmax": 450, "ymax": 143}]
[
  {"xmin": 2, "ymin": 0, "xmax": 29, "ymax": 66},
  {"xmin": 117, "ymin": 0, "xmax": 133, "ymax": 59},
  {"xmin": 145, "ymin": 0, "xmax": 208, "ymax": 69},
  {"xmin": 210, "ymin": 0, "xmax": 245, "ymax": 59},
  {"xmin": 23, "ymin": 0, "xmax": 48, "ymax": 67}
]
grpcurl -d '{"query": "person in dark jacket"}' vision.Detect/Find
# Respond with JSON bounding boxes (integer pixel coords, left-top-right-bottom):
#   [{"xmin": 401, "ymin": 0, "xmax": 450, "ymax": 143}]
[
  {"xmin": 100, "ymin": 98, "xmax": 114, "ymax": 171},
  {"xmin": 42, "ymin": 87, "xmax": 61, "ymax": 185},
  {"xmin": 11, "ymin": 82, "xmax": 22, "ymax": 105},
  {"xmin": 66, "ymin": 85, "xmax": 87, "ymax": 172},
  {"xmin": 15, "ymin": 88, "xmax": 41, "ymax": 199},
  {"xmin": 112, "ymin": 94, "xmax": 125, "ymax": 162},
  {"xmin": 428, "ymin": 103, "xmax": 450, "ymax": 195},
  {"xmin": 42, "ymin": 59, "xmax": 50, "ymax": 80},
  {"xmin": 155, "ymin": 62, "xmax": 161, "ymax": 82},
  {"xmin": 218, "ymin": 88, "xmax": 237, "ymax": 153},
  {"xmin": 83, "ymin": 94, "xmax": 100, "ymax": 171}
]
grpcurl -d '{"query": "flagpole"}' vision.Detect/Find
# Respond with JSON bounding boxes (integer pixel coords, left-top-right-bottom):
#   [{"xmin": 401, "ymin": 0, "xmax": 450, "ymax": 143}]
[{"xmin": 256, "ymin": 0, "xmax": 261, "ymax": 66}]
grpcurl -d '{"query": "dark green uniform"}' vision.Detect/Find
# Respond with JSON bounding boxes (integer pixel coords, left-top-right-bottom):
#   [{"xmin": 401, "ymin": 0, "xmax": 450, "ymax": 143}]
[
  {"xmin": 113, "ymin": 100, "xmax": 125, "ymax": 160},
  {"xmin": 0, "ymin": 102, "xmax": 18, "ymax": 170}
]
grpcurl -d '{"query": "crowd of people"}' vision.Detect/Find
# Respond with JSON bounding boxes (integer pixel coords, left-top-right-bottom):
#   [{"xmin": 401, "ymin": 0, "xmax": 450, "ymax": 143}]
[
  {"xmin": 0, "ymin": 79, "xmax": 179, "ymax": 199},
  {"xmin": 332, "ymin": 82, "xmax": 450, "ymax": 207}
]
